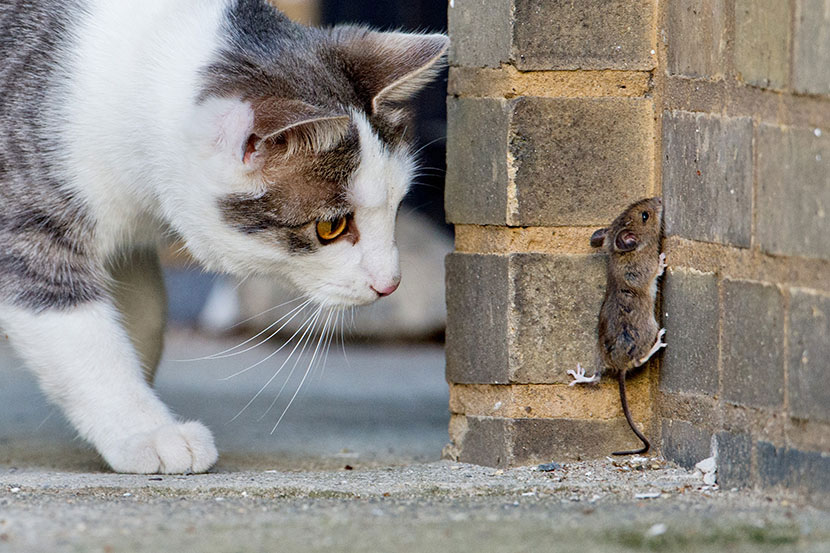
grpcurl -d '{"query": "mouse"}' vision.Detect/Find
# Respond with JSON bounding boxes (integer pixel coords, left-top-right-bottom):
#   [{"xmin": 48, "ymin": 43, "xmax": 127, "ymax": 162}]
[{"xmin": 567, "ymin": 197, "xmax": 667, "ymax": 455}]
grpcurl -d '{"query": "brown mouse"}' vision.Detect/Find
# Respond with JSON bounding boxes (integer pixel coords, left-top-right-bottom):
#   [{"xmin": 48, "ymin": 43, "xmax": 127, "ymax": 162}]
[{"xmin": 568, "ymin": 197, "xmax": 666, "ymax": 455}]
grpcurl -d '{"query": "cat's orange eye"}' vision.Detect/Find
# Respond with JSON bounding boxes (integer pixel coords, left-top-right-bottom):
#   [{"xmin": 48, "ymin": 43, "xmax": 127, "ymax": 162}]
[{"xmin": 316, "ymin": 216, "xmax": 348, "ymax": 242}]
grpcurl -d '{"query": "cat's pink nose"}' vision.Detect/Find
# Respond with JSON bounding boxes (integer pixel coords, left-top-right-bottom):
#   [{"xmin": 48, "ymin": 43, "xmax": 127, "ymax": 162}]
[{"xmin": 371, "ymin": 280, "xmax": 400, "ymax": 297}]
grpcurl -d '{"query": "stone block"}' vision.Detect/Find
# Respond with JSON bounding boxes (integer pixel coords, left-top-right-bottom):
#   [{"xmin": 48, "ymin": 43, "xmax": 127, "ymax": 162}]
[
  {"xmin": 445, "ymin": 254, "xmax": 511, "ymax": 384},
  {"xmin": 445, "ymin": 98, "xmax": 510, "ymax": 225},
  {"xmin": 666, "ymin": 0, "xmax": 728, "ymax": 78},
  {"xmin": 447, "ymin": 252, "xmax": 613, "ymax": 384},
  {"xmin": 716, "ymin": 431, "xmax": 752, "ymax": 489},
  {"xmin": 756, "ymin": 124, "xmax": 830, "ymax": 260},
  {"xmin": 788, "ymin": 288, "xmax": 830, "ymax": 423},
  {"xmin": 512, "ymin": 0, "xmax": 655, "ymax": 70},
  {"xmin": 734, "ymin": 0, "xmax": 791, "ymax": 89},
  {"xmin": 661, "ymin": 419, "xmax": 713, "ymax": 470},
  {"xmin": 509, "ymin": 253, "xmax": 606, "ymax": 384},
  {"xmin": 758, "ymin": 442, "xmax": 830, "ymax": 494},
  {"xmin": 662, "ymin": 111, "xmax": 753, "ymax": 247},
  {"xmin": 510, "ymin": 418, "xmax": 653, "ymax": 464},
  {"xmin": 660, "ymin": 268, "xmax": 719, "ymax": 395},
  {"xmin": 794, "ymin": 0, "xmax": 830, "ymax": 95},
  {"xmin": 447, "ymin": 0, "xmax": 511, "ymax": 68},
  {"xmin": 451, "ymin": 415, "xmax": 651, "ymax": 467},
  {"xmin": 509, "ymin": 97, "xmax": 654, "ymax": 227},
  {"xmin": 447, "ymin": 97, "xmax": 654, "ymax": 227},
  {"xmin": 721, "ymin": 280, "xmax": 785, "ymax": 409},
  {"xmin": 452, "ymin": 416, "xmax": 511, "ymax": 467},
  {"xmin": 448, "ymin": 0, "xmax": 655, "ymax": 70}
]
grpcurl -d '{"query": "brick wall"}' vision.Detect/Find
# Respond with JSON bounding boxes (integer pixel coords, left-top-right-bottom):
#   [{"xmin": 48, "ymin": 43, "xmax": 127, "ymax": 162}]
[
  {"xmin": 445, "ymin": 0, "xmax": 830, "ymax": 500},
  {"xmin": 659, "ymin": 0, "xmax": 830, "ymax": 502}
]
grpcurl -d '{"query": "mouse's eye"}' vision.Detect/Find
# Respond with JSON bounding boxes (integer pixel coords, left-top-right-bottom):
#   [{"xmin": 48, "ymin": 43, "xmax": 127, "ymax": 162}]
[
  {"xmin": 641, "ymin": 211, "xmax": 649, "ymax": 223},
  {"xmin": 316, "ymin": 216, "xmax": 348, "ymax": 243}
]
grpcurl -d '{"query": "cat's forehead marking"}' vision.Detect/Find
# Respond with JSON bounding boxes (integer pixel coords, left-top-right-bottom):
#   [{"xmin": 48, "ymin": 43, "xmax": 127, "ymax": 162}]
[{"xmin": 350, "ymin": 111, "xmax": 411, "ymax": 209}]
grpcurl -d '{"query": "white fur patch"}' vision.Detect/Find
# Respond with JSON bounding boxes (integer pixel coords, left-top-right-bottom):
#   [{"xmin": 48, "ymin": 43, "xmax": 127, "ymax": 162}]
[{"xmin": 0, "ymin": 301, "xmax": 217, "ymax": 473}]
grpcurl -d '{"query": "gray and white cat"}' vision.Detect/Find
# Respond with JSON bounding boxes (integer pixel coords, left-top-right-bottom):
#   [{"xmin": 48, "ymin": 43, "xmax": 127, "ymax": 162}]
[{"xmin": 0, "ymin": 0, "xmax": 447, "ymax": 473}]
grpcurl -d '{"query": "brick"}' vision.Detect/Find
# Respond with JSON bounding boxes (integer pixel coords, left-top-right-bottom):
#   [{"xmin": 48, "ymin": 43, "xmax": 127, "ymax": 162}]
[
  {"xmin": 449, "ymin": 381, "xmax": 652, "ymax": 421},
  {"xmin": 447, "ymin": 0, "xmax": 511, "ymax": 68},
  {"xmin": 788, "ymin": 288, "xmax": 830, "ymax": 423},
  {"xmin": 510, "ymin": 418, "xmax": 653, "ymax": 464},
  {"xmin": 512, "ymin": 0, "xmax": 655, "ymax": 70},
  {"xmin": 445, "ymin": 98, "xmax": 510, "ymax": 225},
  {"xmin": 509, "ymin": 97, "xmax": 654, "ymax": 226},
  {"xmin": 662, "ymin": 111, "xmax": 753, "ymax": 247},
  {"xmin": 447, "ymin": 251, "xmax": 643, "ymax": 385},
  {"xmin": 445, "ymin": 254, "xmax": 510, "ymax": 384},
  {"xmin": 756, "ymin": 124, "xmax": 830, "ymax": 260},
  {"xmin": 660, "ymin": 268, "xmax": 719, "ymax": 395},
  {"xmin": 451, "ymin": 415, "xmax": 652, "ymax": 467},
  {"xmin": 666, "ymin": 0, "xmax": 727, "ymax": 78},
  {"xmin": 661, "ymin": 419, "xmax": 713, "ymax": 470},
  {"xmin": 448, "ymin": 66, "xmax": 652, "ymax": 100},
  {"xmin": 448, "ymin": 0, "xmax": 655, "ymax": 70},
  {"xmin": 452, "ymin": 416, "xmax": 511, "ymax": 467},
  {"xmin": 447, "ymin": 97, "xmax": 655, "ymax": 227},
  {"xmin": 734, "ymin": 0, "xmax": 791, "ymax": 89},
  {"xmin": 716, "ymin": 432, "xmax": 752, "ymax": 489},
  {"xmin": 758, "ymin": 442, "xmax": 830, "ymax": 494},
  {"xmin": 509, "ymin": 253, "xmax": 606, "ymax": 383},
  {"xmin": 794, "ymin": 0, "xmax": 830, "ymax": 95},
  {"xmin": 721, "ymin": 280, "xmax": 785, "ymax": 409},
  {"xmin": 447, "ymin": 253, "xmax": 611, "ymax": 385}
]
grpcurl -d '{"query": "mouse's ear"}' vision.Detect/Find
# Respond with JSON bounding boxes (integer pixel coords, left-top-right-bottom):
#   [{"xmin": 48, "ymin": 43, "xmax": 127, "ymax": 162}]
[
  {"xmin": 590, "ymin": 228, "xmax": 609, "ymax": 248},
  {"xmin": 614, "ymin": 229, "xmax": 638, "ymax": 252}
]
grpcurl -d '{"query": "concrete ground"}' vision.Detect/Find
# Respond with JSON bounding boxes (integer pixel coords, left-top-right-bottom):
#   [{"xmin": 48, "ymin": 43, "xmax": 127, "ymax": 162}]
[{"xmin": 1, "ymin": 330, "xmax": 829, "ymax": 552}]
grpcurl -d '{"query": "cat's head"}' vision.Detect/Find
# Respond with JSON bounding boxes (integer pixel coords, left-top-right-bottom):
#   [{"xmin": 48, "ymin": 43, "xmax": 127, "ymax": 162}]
[{"xmin": 183, "ymin": 19, "xmax": 448, "ymax": 307}]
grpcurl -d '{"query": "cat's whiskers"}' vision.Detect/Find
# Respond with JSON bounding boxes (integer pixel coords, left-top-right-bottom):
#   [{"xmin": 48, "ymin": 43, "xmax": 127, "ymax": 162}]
[
  {"xmin": 414, "ymin": 165, "xmax": 447, "ymax": 174},
  {"xmin": 223, "ymin": 295, "xmax": 305, "ymax": 332},
  {"xmin": 270, "ymin": 306, "xmax": 336, "ymax": 434},
  {"xmin": 411, "ymin": 135, "xmax": 447, "ymax": 158},
  {"xmin": 188, "ymin": 298, "xmax": 313, "ymax": 362},
  {"xmin": 408, "ymin": 180, "xmax": 443, "ymax": 191},
  {"xmin": 313, "ymin": 306, "xmax": 338, "ymax": 385},
  {"xmin": 403, "ymin": 201, "xmax": 436, "ymax": 217},
  {"xmin": 256, "ymin": 305, "xmax": 322, "ymax": 421},
  {"xmin": 227, "ymin": 305, "xmax": 323, "ymax": 423},
  {"xmin": 219, "ymin": 302, "xmax": 318, "ymax": 381}
]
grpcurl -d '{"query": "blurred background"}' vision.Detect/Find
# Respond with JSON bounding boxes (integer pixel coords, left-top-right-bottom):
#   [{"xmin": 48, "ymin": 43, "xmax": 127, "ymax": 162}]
[{"xmin": 164, "ymin": 0, "xmax": 451, "ymax": 343}]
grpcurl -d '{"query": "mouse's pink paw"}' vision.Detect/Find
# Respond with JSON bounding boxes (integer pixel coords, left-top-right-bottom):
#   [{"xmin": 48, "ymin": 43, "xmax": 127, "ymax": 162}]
[
  {"xmin": 567, "ymin": 364, "xmax": 601, "ymax": 386},
  {"xmin": 658, "ymin": 252, "xmax": 667, "ymax": 277}
]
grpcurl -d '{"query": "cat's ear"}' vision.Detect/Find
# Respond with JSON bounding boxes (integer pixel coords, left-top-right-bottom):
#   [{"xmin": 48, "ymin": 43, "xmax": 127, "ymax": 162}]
[
  {"xmin": 332, "ymin": 28, "xmax": 449, "ymax": 112},
  {"xmin": 243, "ymin": 99, "xmax": 350, "ymax": 165}
]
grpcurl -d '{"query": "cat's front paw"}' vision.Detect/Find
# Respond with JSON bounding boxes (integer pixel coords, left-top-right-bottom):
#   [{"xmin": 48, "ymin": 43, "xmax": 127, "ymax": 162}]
[{"xmin": 107, "ymin": 421, "xmax": 218, "ymax": 474}]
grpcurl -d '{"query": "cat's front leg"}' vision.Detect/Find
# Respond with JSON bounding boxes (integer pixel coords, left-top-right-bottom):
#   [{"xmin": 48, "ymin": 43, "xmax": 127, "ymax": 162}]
[{"xmin": 0, "ymin": 301, "xmax": 217, "ymax": 474}]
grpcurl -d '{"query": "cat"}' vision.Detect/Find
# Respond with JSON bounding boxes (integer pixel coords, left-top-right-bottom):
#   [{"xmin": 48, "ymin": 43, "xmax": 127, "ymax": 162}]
[{"xmin": 0, "ymin": 0, "xmax": 448, "ymax": 474}]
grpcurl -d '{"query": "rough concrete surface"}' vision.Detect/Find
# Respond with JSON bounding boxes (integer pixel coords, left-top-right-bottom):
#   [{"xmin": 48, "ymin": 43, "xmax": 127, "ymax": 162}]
[{"xmin": 2, "ymin": 331, "xmax": 829, "ymax": 552}]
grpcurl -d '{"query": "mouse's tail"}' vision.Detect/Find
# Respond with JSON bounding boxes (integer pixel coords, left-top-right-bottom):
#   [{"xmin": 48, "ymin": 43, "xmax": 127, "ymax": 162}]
[{"xmin": 612, "ymin": 371, "xmax": 650, "ymax": 456}]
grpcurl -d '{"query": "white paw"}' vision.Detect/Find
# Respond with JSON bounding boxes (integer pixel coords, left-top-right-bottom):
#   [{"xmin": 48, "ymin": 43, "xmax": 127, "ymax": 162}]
[
  {"xmin": 107, "ymin": 422, "xmax": 218, "ymax": 474},
  {"xmin": 567, "ymin": 363, "xmax": 601, "ymax": 386}
]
